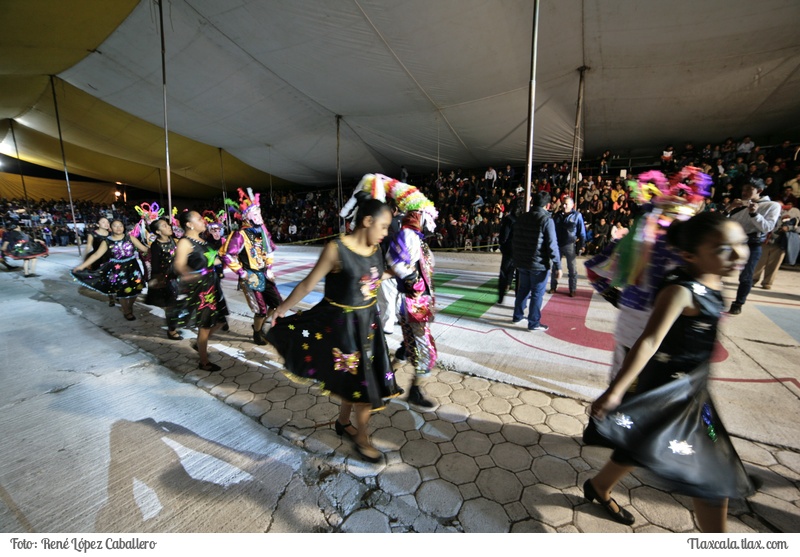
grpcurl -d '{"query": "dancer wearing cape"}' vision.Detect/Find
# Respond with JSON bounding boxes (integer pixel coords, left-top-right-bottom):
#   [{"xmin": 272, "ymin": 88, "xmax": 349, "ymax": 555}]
[
  {"xmin": 584, "ymin": 212, "xmax": 754, "ymax": 532},
  {"xmin": 221, "ymin": 188, "xmax": 282, "ymax": 345},
  {"xmin": 267, "ymin": 189, "xmax": 401, "ymax": 463}
]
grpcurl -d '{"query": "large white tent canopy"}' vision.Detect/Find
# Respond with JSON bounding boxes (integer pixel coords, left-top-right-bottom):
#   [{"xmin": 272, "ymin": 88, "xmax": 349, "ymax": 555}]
[{"xmin": 1, "ymin": 0, "xmax": 799, "ymax": 198}]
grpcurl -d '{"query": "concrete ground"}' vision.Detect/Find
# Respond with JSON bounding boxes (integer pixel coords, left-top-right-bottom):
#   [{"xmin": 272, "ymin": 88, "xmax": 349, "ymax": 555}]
[{"xmin": 1, "ymin": 245, "xmax": 798, "ymax": 533}]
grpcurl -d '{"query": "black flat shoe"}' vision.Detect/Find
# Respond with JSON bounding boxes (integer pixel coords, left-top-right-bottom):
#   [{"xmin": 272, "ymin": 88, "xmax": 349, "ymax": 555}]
[
  {"xmin": 334, "ymin": 420, "xmax": 357, "ymax": 440},
  {"xmin": 167, "ymin": 330, "xmax": 183, "ymax": 340},
  {"xmin": 124, "ymin": 313, "xmax": 136, "ymax": 321},
  {"xmin": 583, "ymin": 479, "xmax": 635, "ymax": 525},
  {"xmin": 198, "ymin": 362, "xmax": 221, "ymax": 372}
]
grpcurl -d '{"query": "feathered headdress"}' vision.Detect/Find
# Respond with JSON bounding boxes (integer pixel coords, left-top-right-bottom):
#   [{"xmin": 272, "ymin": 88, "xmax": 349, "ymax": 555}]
[
  {"xmin": 341, "ymin": 174, "xmax": 439, "ymax": 231},
  {"xmin": 626, "ymin": 166, "xmax": 711, "ymax": 215},
  {"xmin": 134, "ymin": 202, "xmax": 164, "ymax": 222},
  {"xmin": 224, "ymin": 188, "xmax": 260, "ymax": 222},
  {"xmin": 202, "ymin": 209, "xmax": 226, "ymax": 229}
]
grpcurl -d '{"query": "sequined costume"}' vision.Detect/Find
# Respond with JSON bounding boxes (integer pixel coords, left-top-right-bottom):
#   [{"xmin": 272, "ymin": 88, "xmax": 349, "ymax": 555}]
[
  {"xmin": 266, "ymin": 236, "xmax": 401, "ymax": 410},
  {"xmin": 2, "ymin": 229, "xmax": 49, "ymax": 260},
  {"xmin": 221, "ymin": 226, "xmax": 282, "ymax": 316},
  {"xmin": 387, "ymin": 226, "xmax": 437, "ymax": 375},
  {"xmin": 590, "ymin": 269, "xmax": 754, "ymax": 500},
  {"xmin": 175, "ymin": 237, "xmax": 229, "ymax": 329},
  {"xmin": 71, "ymin": 235, "xmax": 144, "ymax": 298}
]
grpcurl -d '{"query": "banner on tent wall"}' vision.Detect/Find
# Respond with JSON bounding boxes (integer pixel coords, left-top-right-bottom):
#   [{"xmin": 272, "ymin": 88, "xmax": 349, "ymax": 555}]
[{"xmin": 0, "ymin": 172, "xmax": 116, "ymax": 204}]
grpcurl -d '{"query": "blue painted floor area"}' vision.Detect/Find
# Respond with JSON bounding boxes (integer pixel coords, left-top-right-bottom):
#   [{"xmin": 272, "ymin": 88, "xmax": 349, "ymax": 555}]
[
  {"xmin": 277, "ymin": 281, "xmax": 324, "ymax": 305},
  {"xmin": 754, "ymin": 304, "xmax": 800, "ymax": 344}
]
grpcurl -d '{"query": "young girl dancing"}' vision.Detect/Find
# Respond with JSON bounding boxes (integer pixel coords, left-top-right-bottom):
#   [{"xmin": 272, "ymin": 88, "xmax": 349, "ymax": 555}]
[{"xmin": 585, "ymin": 211, "xmax": 754, "ymax": 532}]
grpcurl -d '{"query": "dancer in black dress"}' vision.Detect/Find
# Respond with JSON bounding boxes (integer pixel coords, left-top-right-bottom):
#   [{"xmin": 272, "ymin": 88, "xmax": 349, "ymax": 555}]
[
  {"xmin": 585, "ymin": 212, "xmax": 754, "ymax": 532},
  {"xmin": 1, "ymin": 222, "xmax": 48, "ymax": 277},
  {"xmin": 84, "ymin": 217, "xmax": 115, "ymax": 306},
  {"xmin": 267, "ymin": 194, "xmax": 400, "ymax": 463},
  {"xmin": 72, "ymin": 220, "xmax": 148, "ymax": 320},
  {"xmin": 144, "ymin": 218, "xmax": 181, "ymax": 340},
  {"xmin": 173, "ymin": 211, "xmax": 229, "ymax": 371}
]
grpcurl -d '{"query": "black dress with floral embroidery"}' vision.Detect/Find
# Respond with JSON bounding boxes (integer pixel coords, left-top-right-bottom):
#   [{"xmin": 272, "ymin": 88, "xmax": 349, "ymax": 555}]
[
  {"xmin": 71, "ymin": 235, "xmax": 144, "ymax": 298},
  {"xmin": 591, "ymin": 268, "xmax": 754, "ymax": 500},
  {"xmin": 175, "ymin": 237, "xmax": 229, "ymax": 329},
  {"xmin": 267, "ymin": 236, "xmax": 400, "ymax": 410}
]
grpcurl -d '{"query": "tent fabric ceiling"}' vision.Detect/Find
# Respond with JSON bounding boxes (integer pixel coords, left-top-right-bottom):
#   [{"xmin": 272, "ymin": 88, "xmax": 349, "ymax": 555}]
[{"xmin": 1, "ymin": 0, "xmax": 799, "ymax": 199}]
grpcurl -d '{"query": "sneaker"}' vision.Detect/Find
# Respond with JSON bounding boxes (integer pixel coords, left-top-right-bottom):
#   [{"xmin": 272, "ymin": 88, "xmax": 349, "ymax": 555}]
[
  {"xmin": 511, "ymin": 318, "xmax": 523, "ymax": 324},
  {"xmin": 528, "ymin": 324, "xmax": 549, "ymax": 331},
  {"xmin": 407, "ymin": 386, "xmax": 437, "ymax": 410},
  {"xmin": 727, "ymin": 304, "xmax": 742, "ymax": 315}
]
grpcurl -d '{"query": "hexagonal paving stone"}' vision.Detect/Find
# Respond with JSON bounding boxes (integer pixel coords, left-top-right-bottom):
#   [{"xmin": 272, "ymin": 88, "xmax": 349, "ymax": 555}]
[
  {"xmin": 303, "ymin": 428, "xmax": 342, "ymax": 454},
  {"xmin": 265, "ymin": 385, "xmax": 297, "ymax": 402},
  {"xmin": 539, "ymin": 434, "xmax": 581, "ymax": 459},
  {"xmin": 233, "ymin": 370, "xmax": 264, "ymax": 386},
  {"xmin": 489, "ymin": 382, "xmax": 519, "ymax": 399},
  {"xmin": 197, "ymin": 374, "xmax": 225, "ymax": 389},
  {"xmin": 372, "ymin": 426, "xmax": 409, "ymax": 452},
  {"xmin": 437, "ymin": 453, "xmax": 480, "ymax": 485},
  {"xmin": 476, "ymin": 468, "xmax": 523, "ymax": 504},
  {"xmin": 510, "ymin": 404, "xmax": 546, "ymax": 425},
  {"xmin": 379, "ymin": 462, "xmax": 422, "ymax": 496},
  {"xmin": 259, "ymin": 407, "xmax": 293, "ymax": 428},
  {"xmin": 420, "ymin": 420, "xmax": 457, "ymax": 442},
  {"xmin": 731, "ymin": 438, "xmax": 778, "ymax": 467},
  {"xmin": 532, "ymin": 455, "xmax": 577, "ymax": 489},
  {"xmin": 341, "ymin": 508, "xmax": 391, "ymax": 533},
  {"xmin": 225, "ymin": 390, "xmax": 255, "ymax": 408},
  {"xmin": 450, "ymin": 389, "xmax": 481, "ymax": 407},
  {"xmin": 550, "ymin": 396, "xmax": 587, "ymax": 416},
  {"xmin": 575, "ymin": 503, "xmax": 634, "ymax": 533},
  {"xmin": 306, "ymin": 401, "xmax": 340, "ymax": 423},
  {"xmin": 249, "ymin": 377, "xmax": 279, "ymax": 394},
  {"xmin": 462, "ymin": 376, "xmax": 490, "ymax": 391},
  {"xmin": 241, "ymin": 399, "xmax": 272, "ymax": 418},
  {"xmin": 437, "ymin": 403, "xmax": 470, "ymax": 423},
  {"xmin": 415, "ymin": 479, "xmax": 463, "ymax": 517},
  {"xmin": 776, "ymin": 450, "xmax": 800, "ymax": 475},
  {"xmin": 453, "ymin": 430, "xmax": 492, "ymax": 457},
  {"xmin": 490, "ymin": 442, "xmax": 534, "ymax": 472},
  {"xmin": 545, "ymin": 413, "xmax": 584, "ymax": 436},
  {"xmin": 391, "ymin": 409, "xmax": 425, "ymax": 432},
  {"xmin": 210, "ymin": 382, "xmax": 239, "ymax": 398},
  {"xmin": 500, "ymin": 423, "xmax": 540, "ymax": 446},
  {"xmin": 425, "ymin": 382, "xmax": 453, "ymax": 398},
  {"xmin": 520, "ymin": 483, "xmax": 574, "ymax": 528},
  {"xmin": 479, "ymin": 396, "xmax": 512, "ymax": 415},
  {"xmin": 400, "ymin": 439, "xmax": 441, "ymax": 467},
  {"xmin": 284, "ymin": 393, "xmax": 317, "ymax": 412},
  {"xmin": 466, "ymin": 411, "xmax": 503, "ymax": 434},
  {"xmin": 519, "ymin": 390, "xmax": 552, "ymax": 407},
  {"xmin": 459, "ymin": 498, "xmax": 510, "ymax": 532},
  {"xmin": 630, "ymin": 486, "xmax": 694, "ymax": 532},
  {"xmin": 436, "ymin": 371, "xmax": 463, "ymax": 384}
]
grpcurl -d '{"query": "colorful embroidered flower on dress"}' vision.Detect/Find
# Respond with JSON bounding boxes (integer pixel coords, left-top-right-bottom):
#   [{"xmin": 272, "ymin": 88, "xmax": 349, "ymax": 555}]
[
  {"xmin": 304, "ymin": 355, "xmax": 312, "ymax": 363},
  {"xmin": 315, "ymin": 332, "xmax": 323, "ymax": 340},
  {"xmin": 352, "ymin": 391, "xmax": 362, "ymax": 399},
  {"xmin": 359, "ymin": 266, "xmax": 381, "ymax": 300},
  {"xmin": 332, "ymin": 348, "xmax": 360, "ymax": 375},
  {"xmin": 302, "ymin": 343, "xmax": 309, "ymax": 350}
]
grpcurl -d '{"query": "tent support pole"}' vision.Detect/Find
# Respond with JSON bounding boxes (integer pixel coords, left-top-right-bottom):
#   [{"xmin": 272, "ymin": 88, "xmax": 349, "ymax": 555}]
[
  {"xmin": 219, "ymin": 148, "xmax": 231, "ymax": 230},
  {"xmin": 569, "ymin": 66, "xmax": 588, "ymax": 199},
  {"xmin": 157, "ymin": 0, "xmax": 173, "ymax": 223},
  {"xmin": 49, "ymin": 76, "xmax": 81, "ymax": 256},
  {"xmin": 8, "ymin": 120, "xmax": 31, "ymax": 216},
  {"xmin": 336, "ymin": 115, "xmax": 343, "ymax": 231},
  {"xmin": 524, "ymin": 0, "xmax": 540, "ymax": 212}
]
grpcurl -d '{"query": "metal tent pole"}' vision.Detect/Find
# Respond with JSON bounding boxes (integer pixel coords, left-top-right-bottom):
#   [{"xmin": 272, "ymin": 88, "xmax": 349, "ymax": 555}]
[
  {"xmin": 569, "ymin": 66, "xmax": 588, "ymax": 199},
  {"xmin": 219, "ymin": 148, "xmax": 231, "ymax": 230},
  {"xmin": 157, "ymin": 0, "xmax": 173, "ymax": 222},
  {"xmin": 49, "ymin": 76, "xmax": 82, "ymax": 256},
  {"xmin": 8, "ymin": 120, "xmax": 31, "ymax": 216},
  {"xmin": 523, "ymin": 0, "xmax": 540, "ymax": 212},
  {"xmin": 336, "ymin": 115, "xmax": 343, "ymax": 231}
]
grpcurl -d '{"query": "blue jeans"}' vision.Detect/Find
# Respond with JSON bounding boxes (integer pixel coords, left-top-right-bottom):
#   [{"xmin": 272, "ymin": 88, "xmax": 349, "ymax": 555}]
[
  {"xmin": 513, "ymin": 268, "xmax": 549, "ymax": 328},
  {"xmin": 551, "ymin": 243, "xmax": 577, "ymax": 292},
  {"xmin": 735, "ymin": 242, "xmax": 762, "ymax": 306}
]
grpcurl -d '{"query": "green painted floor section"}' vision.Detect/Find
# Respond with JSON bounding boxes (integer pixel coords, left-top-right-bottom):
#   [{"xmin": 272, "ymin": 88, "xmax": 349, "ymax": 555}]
[{"xmin": 434, "ymin": 273, "xmax": 499, "ymax": 319}]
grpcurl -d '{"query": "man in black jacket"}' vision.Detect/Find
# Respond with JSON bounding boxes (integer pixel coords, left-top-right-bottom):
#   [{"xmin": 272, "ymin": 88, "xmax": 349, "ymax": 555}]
[
  {"xmin": 497, "ymin": 200, "xmax": 521, "ymax": 303},
  {"xmin": 511, "ymin": 191, "xmax": 561, "ymax": 331}
]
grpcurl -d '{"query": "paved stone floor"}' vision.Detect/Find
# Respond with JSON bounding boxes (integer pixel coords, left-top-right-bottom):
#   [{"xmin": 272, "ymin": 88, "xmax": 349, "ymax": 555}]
[{"xmin": 2, "ymin": 248, "xmax": 799, "ymax": 533}]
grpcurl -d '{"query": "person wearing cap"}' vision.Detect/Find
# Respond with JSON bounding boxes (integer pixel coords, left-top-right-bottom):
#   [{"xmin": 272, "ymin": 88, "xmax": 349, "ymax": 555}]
[{"xmin": 724, "ymin": 178, "xmax": 781, "ymax": 314}]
